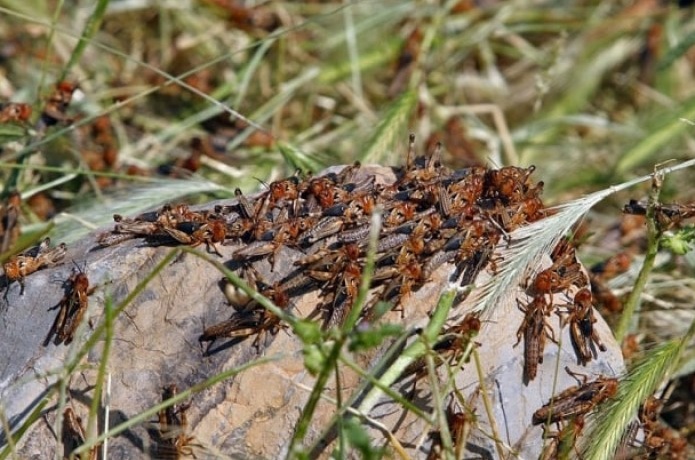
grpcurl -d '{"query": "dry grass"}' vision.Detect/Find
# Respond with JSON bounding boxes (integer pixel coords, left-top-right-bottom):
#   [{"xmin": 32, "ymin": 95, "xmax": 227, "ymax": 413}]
[{"xmin": 1, "ymin": 0, "xmax": 695, "ymax": 458}]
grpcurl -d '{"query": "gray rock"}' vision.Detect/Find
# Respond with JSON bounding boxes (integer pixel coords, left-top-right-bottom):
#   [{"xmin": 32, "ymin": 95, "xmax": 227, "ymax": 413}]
[{"xmin": 0, "ymin": 165, "xmax": 623, "ymax": 459}]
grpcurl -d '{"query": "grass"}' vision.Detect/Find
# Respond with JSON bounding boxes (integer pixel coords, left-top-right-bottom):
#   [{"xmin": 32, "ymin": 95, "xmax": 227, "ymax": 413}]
[{"xmin": 1, "ymin": 0, "xmax": 695, "ymax": 458}]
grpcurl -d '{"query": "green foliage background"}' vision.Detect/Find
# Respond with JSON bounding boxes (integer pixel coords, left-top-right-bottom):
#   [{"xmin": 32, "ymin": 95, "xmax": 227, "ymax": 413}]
[{"xmin": 1, "ymin": 0, "xmax": 695, "ymax": 458}]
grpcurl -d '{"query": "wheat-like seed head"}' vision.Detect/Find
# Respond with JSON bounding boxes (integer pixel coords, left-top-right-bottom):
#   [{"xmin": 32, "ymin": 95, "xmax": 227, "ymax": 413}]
[{"xmin": 471, "ymin": 158, "xmax": 695, "ymax": 317}]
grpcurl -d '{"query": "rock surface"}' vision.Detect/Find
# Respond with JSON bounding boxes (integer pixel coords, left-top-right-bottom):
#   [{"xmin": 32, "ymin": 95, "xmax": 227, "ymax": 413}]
[{"xmin": 0, "ymin": 165, "xmax": 624, "ymax": 459}]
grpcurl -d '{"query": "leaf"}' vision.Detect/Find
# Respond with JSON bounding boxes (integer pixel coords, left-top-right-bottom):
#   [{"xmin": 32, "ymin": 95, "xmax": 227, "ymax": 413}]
[
  {"xmin": 302, "ymin": 344, "xmax": 326, "ymax": 377},
  {"xmin": 293, "ymin": 318, "xmax": 323, "ymax": 345},
  {"xmin": 348, "ymin": 323, "xmax": 403, "ymax": 352},
  {"xmin": 339, "ymin": 418, "xmax": 384, "ymax": 460},
  {"xmin": 660, "ymin": 225, "xmax": 695, "ymax": 256}
]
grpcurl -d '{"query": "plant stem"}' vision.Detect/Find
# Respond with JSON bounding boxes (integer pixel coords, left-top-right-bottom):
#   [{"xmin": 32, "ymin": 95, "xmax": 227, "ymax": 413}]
[
  {"xmin": 615, "ymin": 172, "xmax": 663, "ymax": 342},
  {"xmin": 355, "ymin": 289, "xmax": 456, "ymax": 418},
  {"xmin": 289, "ymin": 337, "xmax": 344, "ymax": 456},
  {"xmin": 473, "ymin": 349, "xmax": 506, "ymax": 460}
]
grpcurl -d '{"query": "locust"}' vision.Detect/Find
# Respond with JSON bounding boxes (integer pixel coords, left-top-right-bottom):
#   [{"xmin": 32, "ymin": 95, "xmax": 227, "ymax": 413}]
[
  {"xmin": 532, "ymin": 367, "xmax": 618, "ymax": 425},
  {"xmin": 46, "ymin": 266, "xmax": 95, "ymax": 346},
  {"xmin": 3, "ymin": 237, "xmax": 67, "ymax": 296},
  {"xmin": 515, "ymin": 297, "xmax": 554, "ymax": 384}
]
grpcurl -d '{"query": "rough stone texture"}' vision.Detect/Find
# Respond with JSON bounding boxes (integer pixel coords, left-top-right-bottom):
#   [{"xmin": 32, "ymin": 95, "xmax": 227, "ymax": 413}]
[{"xmin": 0, "ymin": 165, "xmax": 624, "ymax": 459}]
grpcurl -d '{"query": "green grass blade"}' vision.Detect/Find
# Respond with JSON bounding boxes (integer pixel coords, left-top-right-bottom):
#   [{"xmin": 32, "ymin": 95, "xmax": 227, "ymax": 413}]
[
  {"xmin": 234, "ymin": 37, "xmax": 277, "ymax": 107},
  {"xmin": 278, "ymin": 142, "xmax": 325, "ymax": 175},
  {"xmin": 522, "ymin": 37, "xmax": 640, "ymax": 164},
  {"xmin": 85, "ymin": 294, "xmax": 115, "ymax": 456},
  {"xmin": 318, "ymin": 39, "xmax": 400, "ymax": 85},
  {"xmin": 359, "ymin": 90, "xmax": 417, "ymax": 164},
  {"xmin": 342, "ymin": 210, "xmax": 380, "ymax": 330},
  {"xmin": 0, "ymin": 399, "xmax": 50, "ymax": 460},
  {"xmin": 614, "ymin": 95, "xmax": 695, "ymax": 176},
  {"xmin": 548, "ymin": 38, "xmax": 640, "ymax": 120},
  {"xmin": 355, "ymin": 289, "xmax": 456, "ymax": 416},
  {"xmin": 60, "ymin": 0, "xmax": 110, "ymax": 81},
  {"xmin": 342, "ymin": 4, "xmax": 363, "ymax": 102},
  {"xmin": 658, "ymin": 28, "xmax": 695, "ymax": 72}
]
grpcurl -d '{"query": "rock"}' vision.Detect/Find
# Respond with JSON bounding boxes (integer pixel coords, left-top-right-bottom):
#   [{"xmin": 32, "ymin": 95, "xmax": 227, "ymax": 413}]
[{"xmin": 0, "ymin": 165, "xmax": 624, "ymax": 459}]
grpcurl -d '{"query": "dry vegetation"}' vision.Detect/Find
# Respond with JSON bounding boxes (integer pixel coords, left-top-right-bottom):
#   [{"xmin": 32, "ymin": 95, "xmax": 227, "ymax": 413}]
[{"xmin": 2, "ymin": 0, "xmax": 695, "ymax": 458}]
